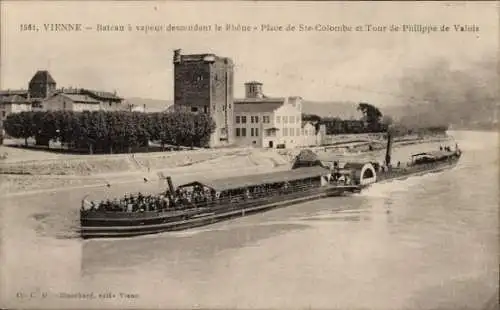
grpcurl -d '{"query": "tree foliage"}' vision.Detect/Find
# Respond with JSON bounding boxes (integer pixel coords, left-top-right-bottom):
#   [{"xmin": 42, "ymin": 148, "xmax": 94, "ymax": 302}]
[
  {"xmin": 357, "ymin": 102, "xmax": 383, "ymax": 132},
  {"xmin": 3, "ymin": 110, "xmax": 215, "ymax": 154}
]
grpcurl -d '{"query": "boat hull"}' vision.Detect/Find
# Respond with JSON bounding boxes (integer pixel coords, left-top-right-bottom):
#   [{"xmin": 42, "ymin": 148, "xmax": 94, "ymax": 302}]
[
  {"xmin": 376, "ymin": 157, "xmax": 459, "ymax": 184},
  {"xmin": 80, "ymin": 184, "xmax": 361, "ymax": 239}
]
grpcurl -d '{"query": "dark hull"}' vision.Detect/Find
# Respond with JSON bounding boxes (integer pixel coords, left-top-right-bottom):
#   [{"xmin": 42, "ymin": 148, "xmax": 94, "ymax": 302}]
[
  {"xmin": 80, "ymin": 184, "xmax": 361, "ymax": 239},
  {"xmin": 376, "ymin": 156, "xmax": 460, "ymax": 184}
]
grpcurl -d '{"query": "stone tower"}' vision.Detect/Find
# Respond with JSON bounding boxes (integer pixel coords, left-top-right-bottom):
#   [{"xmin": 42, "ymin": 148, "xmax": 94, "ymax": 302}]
[
  {"xmin": 173, "ymin": 49, "xmax": 234, "ymax": 147},
  {"xmin": 28, "ymin": 70, "xmax": 56, "ymax": 99}
]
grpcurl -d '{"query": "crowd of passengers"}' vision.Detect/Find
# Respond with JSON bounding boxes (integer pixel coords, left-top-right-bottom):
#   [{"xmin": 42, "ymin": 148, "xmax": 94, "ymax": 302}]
[
  {"xmin": 82, "ymin": 189, "xmax": 202, "ymax": 213},
  {"xmin": 82, "ymin": 179, "xmax": 324, "ymax": 213}
]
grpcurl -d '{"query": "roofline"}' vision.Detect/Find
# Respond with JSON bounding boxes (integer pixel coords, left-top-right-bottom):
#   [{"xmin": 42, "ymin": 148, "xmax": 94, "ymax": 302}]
[
  {"xmin": 244, "ymin": 81, "xmax": 263, "ymax": 85},
  {"xmin": 234, "ymin": 97, "xmax": 285, "ymax": 102}
]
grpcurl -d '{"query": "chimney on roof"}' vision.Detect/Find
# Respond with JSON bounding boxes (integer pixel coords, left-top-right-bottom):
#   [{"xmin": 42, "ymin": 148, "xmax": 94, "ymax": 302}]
[
  {"xmin": 244, "ymin": 81, "xmax": 264, "ymax": 99},
  {"xmin": 173, "ymin": 49, "xmax": 182, "ymax": 64}
]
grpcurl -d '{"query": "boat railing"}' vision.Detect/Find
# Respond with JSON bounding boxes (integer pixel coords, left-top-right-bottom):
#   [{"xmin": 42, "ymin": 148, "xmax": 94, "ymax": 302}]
[
  {"xmin": 382, "ymin": 154, "xmax": 459, "ymax": 177},
  {"xmin": 81, "ymin": 180, "xmax": 330, "ymax": 215}
]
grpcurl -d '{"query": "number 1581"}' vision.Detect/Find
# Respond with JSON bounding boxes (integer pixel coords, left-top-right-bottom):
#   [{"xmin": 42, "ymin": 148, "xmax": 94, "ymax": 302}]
[{"xmin": 20, "ymin": 24, "xmax": 38, "ymax": 32}]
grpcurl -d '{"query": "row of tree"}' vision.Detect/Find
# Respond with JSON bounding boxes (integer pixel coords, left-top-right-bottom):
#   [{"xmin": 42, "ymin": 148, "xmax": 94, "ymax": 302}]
[
  {"xmin": 302, "ymin": 102, "xmax": 448, "ymax": 136},
  {"xmin": 3, "ymin": 111, "xmax": 215, "ymax": 154},
  {"xmin": 302, "ymin": 102, "xmax": 389, "ymax": 135}
]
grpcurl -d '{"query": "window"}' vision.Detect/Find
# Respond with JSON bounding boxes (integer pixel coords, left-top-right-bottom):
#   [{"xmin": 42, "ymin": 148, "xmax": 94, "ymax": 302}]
[
  {"xmin": 290, "ymin": 128, "xmax": 294, "ymax": 136},
  {"xmin": 255, "ymin": 128, "xmax": 259, "ymax": 137},
  {"xmin": 251, "ymin": 128, "xmax": 254, "ymax": 136},
  {"xmin": 263, "ymin": 116, "xmax": 270, "ymax": 123},
  {"xmin": 276, "ymin": 116, "xmax": 281, "ymax": 123},
  {"xmin": 1, "ymin": 111, "xmax": 6, "ymax": 118},
  {"xmin": 236, "ymin": 116, "xmax": 241, "ymax": 124},
  {"xmin": 296, "ymin": 128, "xmax": 300, "ymax": 136},
  {"xmin": 236, "ymin": 128, "xmax": 241, "ymax": 137},
  {"xmin": 241, "ymin": 116, "xmax": 247, "ymax": 124},
  {"xmin": 250, "ymin": 116, "xmax": 254, "ymax": 123},
  {"xmin": 241, "ymin": 128, "xmax": 247, "ymax": 136},
  {"xmin": 191, "ymin": 107, "xmax": 198, "ymax": 112},
  {"xmin": 283, "ymin": 116, "xmax": 288, "ymax": 124},
  {"xmin": 283, "ymin": 127, "xmax": 288, "ymax": 136},
  {"xmin": 203, "ymin": 106, "xmax": 208, "ymax": 113},
  {"xmin": 255, "ymin": 116, "xmax": 259, "ymax": 123},
  {"xmin": 289, "ymin": 116, "xmax": 294, "ymax": 124}
]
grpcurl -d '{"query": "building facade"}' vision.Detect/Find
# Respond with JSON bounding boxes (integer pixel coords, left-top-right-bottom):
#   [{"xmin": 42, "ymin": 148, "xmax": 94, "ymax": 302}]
[
  {"xmin": 301, "ymin": 121, "xmax": 326, "ymax": 147},
  {"xmin": 233, "ymin": 82, "xmax": 304, "ymax": 148},
  {"xmin": 173, "ymin": 49, "xmax": 234, "ymax": 147},
  {"xmin": 38, "ymin": 88, "xmax": 124, "ymax": 112},
  {"xmin": 0, "ymin": 94, "xmax": 32, "ymax": 135},
  {"xmin": 1, "ymin": 70, "xmax": 124, "ymax": 112},
  {"xmin": 39, "ymin": 93, "xmax": 101, "ymax": 111}
]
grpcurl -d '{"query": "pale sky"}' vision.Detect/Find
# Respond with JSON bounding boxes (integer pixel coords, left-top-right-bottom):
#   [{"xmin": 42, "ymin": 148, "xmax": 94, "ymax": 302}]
[{"xmin": 1, "ymin": 1, "xmax": 498, "ymax": 106}]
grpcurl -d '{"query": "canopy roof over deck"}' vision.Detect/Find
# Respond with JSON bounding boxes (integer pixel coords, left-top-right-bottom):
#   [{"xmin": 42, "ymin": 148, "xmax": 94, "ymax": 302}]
[
  {"xmin": 177, "ymin": 166, "xmax": 330, "ymax": 192},
  {"xmin": 411, "ymin": 150, "xmax": 454, "ymax": 159}
]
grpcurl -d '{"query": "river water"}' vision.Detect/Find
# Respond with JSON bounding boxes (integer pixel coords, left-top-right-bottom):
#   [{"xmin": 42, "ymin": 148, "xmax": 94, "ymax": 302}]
[{"xmin": 1, "ymin": 131, "xmax": 498, "ymax": 309}]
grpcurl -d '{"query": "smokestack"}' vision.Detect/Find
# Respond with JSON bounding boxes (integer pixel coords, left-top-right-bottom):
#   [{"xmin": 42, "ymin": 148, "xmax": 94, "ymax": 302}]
[
  {"xmin": 166, "ymin": 176, "xmax": 175, "ymax": 194},
  {"xmin": 385, "ymin": 131, "xmax": 392, "ymax": 167}
]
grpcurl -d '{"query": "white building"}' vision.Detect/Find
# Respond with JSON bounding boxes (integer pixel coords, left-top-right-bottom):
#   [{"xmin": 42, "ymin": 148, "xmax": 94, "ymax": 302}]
[{"xmin": 233, "ymin": 82, "xmax": 307, "ymax": 148}]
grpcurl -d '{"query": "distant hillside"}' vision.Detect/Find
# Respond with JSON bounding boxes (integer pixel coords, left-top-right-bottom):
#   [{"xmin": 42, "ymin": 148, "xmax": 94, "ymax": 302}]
[
  {"xmin": 126, "ymin": 97, "xmax": 367, "ymax": 118},
  {"xmin": 301, "ymin": 101, "xmax": 361, "ymax": 119}
]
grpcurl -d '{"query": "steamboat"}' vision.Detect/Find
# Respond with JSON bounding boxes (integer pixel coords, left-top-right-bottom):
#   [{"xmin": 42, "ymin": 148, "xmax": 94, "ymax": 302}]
[
  {"xmin": 80, "ymin": 164, "xmax": 374, "ymax": 239},
  {"xmin": 293, "ymin": 131, "xmax": 462, "ymax": 186},
  {"xmin": 374, "ymin": 131, "xmax": 462, "ymax": 183},
  {"xmin": 79, "ymin": 132, "xmax": 461, "ymax": 239}
]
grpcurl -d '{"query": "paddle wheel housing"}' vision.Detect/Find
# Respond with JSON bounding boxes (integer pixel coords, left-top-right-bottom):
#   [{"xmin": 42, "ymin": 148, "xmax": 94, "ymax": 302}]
[{"xmin": 343, "ymin": 162, "xmax": 377, "ymax": 186}]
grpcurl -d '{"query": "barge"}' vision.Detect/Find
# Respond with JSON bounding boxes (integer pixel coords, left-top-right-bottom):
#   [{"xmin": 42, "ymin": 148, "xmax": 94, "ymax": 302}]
[{"xmin": 80, "ymin": 166, "xmax": 372, "ymax": 239}]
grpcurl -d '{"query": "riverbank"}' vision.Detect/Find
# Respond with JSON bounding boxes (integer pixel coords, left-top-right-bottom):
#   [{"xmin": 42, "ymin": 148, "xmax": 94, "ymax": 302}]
[{"xmin": 0, "ymin": 134, "xmax": 452, "ymax": 196}]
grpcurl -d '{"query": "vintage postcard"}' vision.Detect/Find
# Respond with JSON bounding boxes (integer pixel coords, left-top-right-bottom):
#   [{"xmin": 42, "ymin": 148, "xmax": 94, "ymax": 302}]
[{"xmin": 0, "ymin": 1, "xmax": 498, "ymax": 309}]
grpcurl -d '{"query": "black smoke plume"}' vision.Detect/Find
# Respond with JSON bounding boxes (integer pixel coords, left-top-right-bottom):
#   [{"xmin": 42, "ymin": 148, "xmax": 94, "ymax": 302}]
[{"xmin": 394, "ymin": 55, "xmax": 498, "ymax": 130}]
